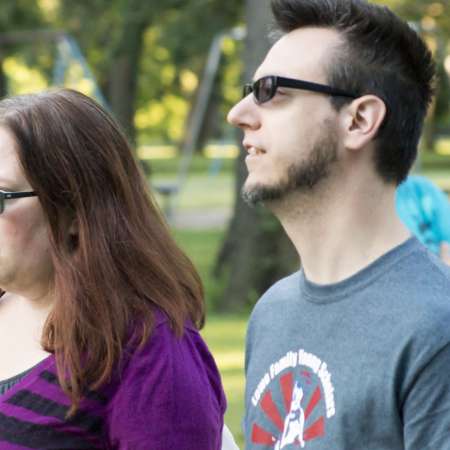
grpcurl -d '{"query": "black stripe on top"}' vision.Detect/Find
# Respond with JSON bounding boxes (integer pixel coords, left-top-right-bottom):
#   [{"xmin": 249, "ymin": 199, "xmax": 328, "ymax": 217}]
[
  {"xmin": 6, "ymin": 390, "xmax": 103, "ymax": 435},
  {"xmin": 0, "ymin": 412, "xmax": 98, "ymax": 449},
  {"xmin": 39, "ymin": 370, "xmax": 109, "ymax": 404}
]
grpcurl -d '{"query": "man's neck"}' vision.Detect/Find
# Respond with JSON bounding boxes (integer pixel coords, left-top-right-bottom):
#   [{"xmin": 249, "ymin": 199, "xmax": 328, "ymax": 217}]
[{"xmin": 270, "ymin": 177, "xmax": 411, "ymax": 285}]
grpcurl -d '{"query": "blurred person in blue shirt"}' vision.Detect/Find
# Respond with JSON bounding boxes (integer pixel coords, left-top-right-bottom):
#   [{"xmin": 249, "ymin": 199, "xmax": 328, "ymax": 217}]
[{"xmin": 396, "ymin": 175, "xmax": 450, "ymax": 264}]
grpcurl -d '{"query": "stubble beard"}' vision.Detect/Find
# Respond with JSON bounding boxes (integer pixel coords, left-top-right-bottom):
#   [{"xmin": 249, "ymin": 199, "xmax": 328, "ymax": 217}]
[{"xmin": 242, "ymin": 128, "xmax": 338, "ymax": 206}]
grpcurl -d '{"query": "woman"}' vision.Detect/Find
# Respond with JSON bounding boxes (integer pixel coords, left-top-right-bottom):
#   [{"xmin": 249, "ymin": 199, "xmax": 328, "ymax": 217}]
[{"xmin": 0, "ymin": 89, "xmax": 225, "ymax": 449}]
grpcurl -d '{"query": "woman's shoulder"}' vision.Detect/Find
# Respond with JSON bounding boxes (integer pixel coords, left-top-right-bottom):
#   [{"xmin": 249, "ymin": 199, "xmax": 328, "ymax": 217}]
[
  {"xmin": 104, "ymin": 310, "xmax": 226, "ymax": 449},
  {"xmin": 130, "ymin": 309, "xmax": 205, "ymax": 358},
  {"xmin": 122, "ymin": 310, "xmax": 223, "ymax": 396}
]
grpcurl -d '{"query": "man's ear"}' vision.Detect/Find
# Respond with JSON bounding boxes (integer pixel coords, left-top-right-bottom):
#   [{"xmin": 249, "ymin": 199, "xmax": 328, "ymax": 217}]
[{"xmin": 342, "ymin": 95, "xmax": 387, "ymax": 151}]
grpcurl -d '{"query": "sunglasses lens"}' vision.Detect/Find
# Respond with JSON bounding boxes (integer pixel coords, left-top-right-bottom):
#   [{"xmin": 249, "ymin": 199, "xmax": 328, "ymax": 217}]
[
  {"xmin": 243, "ymin": 84, "xmax": 253, "ymax": 98},
  {"xmin": 254, "ymin": 77, "xmax": 275, "ymax": 104}
]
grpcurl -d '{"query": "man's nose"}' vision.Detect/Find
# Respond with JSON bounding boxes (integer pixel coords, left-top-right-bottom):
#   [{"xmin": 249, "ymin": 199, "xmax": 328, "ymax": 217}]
[{"xmin": 227, "ymin": 95, "xmax": 260, "ymax": 130}]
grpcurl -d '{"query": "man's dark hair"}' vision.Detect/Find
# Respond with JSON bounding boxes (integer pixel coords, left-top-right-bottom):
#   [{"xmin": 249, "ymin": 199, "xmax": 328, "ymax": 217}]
[{"xmin": 271, "ymin": 0, "xmax": 436, "ymax": 184}]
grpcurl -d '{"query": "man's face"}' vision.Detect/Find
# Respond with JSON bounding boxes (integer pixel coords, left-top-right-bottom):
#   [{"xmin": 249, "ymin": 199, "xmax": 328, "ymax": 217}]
[
  {"xmin": 0, "ymin": 126, "xmax": 53, "ymax": 299},
  {"xmin": 227, "ymin": 27, "xmax": 343, "ymax": 205}
]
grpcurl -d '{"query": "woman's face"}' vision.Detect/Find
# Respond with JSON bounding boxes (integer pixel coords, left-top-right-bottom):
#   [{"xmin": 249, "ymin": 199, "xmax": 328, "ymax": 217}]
[{"xmin": 0, "ymin": 126, "xmax": 53, "ymax": 301}]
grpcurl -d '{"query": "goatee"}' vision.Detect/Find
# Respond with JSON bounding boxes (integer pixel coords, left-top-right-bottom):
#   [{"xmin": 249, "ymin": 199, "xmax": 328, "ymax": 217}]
[{"xmin": 242, "ymin": 128, "xmax": 338, "ymax": 206}]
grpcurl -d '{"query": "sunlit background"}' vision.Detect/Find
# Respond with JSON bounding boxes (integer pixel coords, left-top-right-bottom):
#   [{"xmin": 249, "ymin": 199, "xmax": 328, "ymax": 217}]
[{"xmin": 1, "ymin": 0, "xmax": 449, "ymax": 446}]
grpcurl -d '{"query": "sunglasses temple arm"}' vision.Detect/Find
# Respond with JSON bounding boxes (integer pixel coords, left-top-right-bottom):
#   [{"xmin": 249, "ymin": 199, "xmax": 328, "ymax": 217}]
[{"xmin": 280, "ymin": 78, "xmax": 356, "ymax": 98}]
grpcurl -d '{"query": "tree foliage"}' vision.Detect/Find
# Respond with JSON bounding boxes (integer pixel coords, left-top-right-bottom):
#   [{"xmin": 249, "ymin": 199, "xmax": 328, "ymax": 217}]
[
  {"xmin": 0, "ymin": 0, "xmax": 45, "ymax": 96},
  {"xmin": 52, "ymin": 0, "xmax": 242, "ymax": 144},
  {"xmin": 1, "ymin": 0, "xmax": 449, "ymax": 313}
]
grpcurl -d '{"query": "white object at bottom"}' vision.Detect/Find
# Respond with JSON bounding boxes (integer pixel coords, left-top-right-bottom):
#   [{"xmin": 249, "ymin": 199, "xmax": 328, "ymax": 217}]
[{"xmin": 221, "ymin": 424, "xmax": 240, "ymax": 450}]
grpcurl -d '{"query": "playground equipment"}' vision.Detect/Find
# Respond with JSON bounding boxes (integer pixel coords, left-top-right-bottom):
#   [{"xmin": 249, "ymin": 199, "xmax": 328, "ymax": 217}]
[
  {"xmin": 0, "ymin": 27, "xmax": 245, "ymax": 220},
  {"xmin": 153, "ymin": 26, "xmax": 245, "ymax": 220},
  {"xmin": 53, "ymin": 34, "xmax": 107, "ymax": 106},
  {"xmin": 0, "ymin": 30, "xmax": 106, "ymax": 107}
]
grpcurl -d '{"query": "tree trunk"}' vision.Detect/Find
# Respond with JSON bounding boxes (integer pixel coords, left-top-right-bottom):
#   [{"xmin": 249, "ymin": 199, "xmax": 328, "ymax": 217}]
[
  {"xmin": 0, "ymin": 56, "xmax": 7, "ymax": 98},
  {"xmin": 213, "ymin": 0, "xmax": 297, "ymax": 312},
  {"xmin": 107, "ymin": 6, "xmax": 148, "ymax": 146}
]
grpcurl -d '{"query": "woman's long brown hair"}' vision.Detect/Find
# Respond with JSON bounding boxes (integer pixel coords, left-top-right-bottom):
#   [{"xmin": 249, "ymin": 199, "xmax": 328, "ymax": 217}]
[{"xmin": 0, "ymin": 89, "xmax": 204, "ymax": 414}]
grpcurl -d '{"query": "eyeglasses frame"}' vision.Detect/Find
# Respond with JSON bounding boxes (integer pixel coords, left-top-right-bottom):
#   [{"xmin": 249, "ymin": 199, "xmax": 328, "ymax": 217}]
[
  {"xmin": 243, "ymin": 75, "xmax": 358, "ymax": 104},
  {"xmin": 0, "ymin": 190, "xmax": 37, "ymax": 214}
]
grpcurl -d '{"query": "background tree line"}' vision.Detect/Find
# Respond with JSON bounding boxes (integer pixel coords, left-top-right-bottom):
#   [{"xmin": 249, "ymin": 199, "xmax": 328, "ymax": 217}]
[{"xmin": 1, "ymin": 0, "xmax": 449, "ymax": 312}]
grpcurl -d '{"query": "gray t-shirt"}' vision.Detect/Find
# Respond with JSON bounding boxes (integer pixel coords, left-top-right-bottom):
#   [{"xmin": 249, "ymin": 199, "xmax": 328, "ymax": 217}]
[{"xmin": 245, "ymin": 237, "xmax": 450, "ymax": 449}]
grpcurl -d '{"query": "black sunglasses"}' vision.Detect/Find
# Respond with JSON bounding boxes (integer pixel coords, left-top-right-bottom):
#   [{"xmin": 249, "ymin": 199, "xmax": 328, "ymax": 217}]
[
  {"xmin": 0, "ymin": 190, "xmax": 37, "ymax": 214},
  {"xmin": 243, "ymin": 75, "xmax": 357, "ymax": 104}
]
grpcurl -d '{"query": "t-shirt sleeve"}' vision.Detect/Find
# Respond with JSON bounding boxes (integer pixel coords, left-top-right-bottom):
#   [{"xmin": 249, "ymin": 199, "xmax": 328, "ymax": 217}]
[
  {"xmin": 105, "ymin": 320, "xmax": 226, "ymax": 450},
  {"xmin": 402, "ymin": 342, "xmax": 450, "ymax": 449}
]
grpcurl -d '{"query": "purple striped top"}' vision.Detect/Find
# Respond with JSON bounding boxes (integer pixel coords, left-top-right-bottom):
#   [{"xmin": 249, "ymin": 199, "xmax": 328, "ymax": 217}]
[{"xmin": 0, "ymin": 312, "xmax": 226, "ymax": 449}]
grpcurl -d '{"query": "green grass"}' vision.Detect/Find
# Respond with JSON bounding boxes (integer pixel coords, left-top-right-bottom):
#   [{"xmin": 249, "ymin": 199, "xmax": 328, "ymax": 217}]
[
  {"xmin": 201, "ymin": 315, "xmax": 246, "ymax": 448},
  {"xmin": 172, "ymin": 228, "xmax": 225, "ymax": 309},
  {"xmin": 172, "ymin": 228, "xmax": 246, "ymax": 447},
  {"xmin": 146, "ymin": 153, "xmax": 235, "ymax": 175},
  {"xmin": 153, "ymin": 173, "xmax": 234, "ymax": 211}
]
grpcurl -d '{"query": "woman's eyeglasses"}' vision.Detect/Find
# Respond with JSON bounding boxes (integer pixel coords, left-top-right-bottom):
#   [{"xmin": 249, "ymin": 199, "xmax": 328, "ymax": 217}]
[
  {"xmin": 0, "ymin": 190, "xmax": 37, "ymax": 214},
  {"xmin": 243, "ymin": 75, "xmax": 357, "ymax": 104}
]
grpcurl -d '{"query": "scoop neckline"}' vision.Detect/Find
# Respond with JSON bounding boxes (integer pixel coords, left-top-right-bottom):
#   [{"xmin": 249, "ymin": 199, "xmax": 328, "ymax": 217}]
[
  {"xmin": 0, "ymin": 366, "xmax": 35, "ymax": 385},
  {"xmin": 0, "ymin": 354, "xmax": 54, "ymax": 401}
]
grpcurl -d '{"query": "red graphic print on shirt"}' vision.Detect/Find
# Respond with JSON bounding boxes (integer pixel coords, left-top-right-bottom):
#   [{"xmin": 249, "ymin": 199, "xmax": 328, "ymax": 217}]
[{"xmin": 250, "ymin": 349, "xmax": 335, "ymax": 449}]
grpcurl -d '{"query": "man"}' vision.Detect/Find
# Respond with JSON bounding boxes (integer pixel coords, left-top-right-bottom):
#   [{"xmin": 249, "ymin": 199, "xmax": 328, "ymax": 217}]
[{"xmin": 227, "ymin": 1, "xmax": 450, "ymax": 449}]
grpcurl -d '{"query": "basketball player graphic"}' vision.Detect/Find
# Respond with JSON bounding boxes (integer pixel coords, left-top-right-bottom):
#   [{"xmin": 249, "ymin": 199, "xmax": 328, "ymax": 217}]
[{"xmin": 275, "ymin": 382, "xmax": 306, "ymax": 449}]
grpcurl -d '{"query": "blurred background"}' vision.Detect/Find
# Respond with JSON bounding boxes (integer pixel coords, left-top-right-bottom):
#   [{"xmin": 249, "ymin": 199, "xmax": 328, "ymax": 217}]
[{"xmin": 1, "ymin": 0, "xmax": 449, "ymax": 445}]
